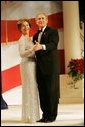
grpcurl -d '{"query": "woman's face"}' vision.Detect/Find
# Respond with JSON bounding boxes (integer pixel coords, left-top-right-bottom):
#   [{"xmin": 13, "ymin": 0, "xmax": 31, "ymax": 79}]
[{"xmin": 21, "ymin": 21, "xmax": 30, "ymax": 35}]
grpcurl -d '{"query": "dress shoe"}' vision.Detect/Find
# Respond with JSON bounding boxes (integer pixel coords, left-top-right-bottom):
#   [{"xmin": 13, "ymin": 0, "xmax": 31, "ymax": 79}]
[
  {"xmin": 44, "ymin": 118, "xmax": 56, "ymax": 123},
  {"xmin": 37, "ymin": 117, "xmax": 45, "ymax": 122},
  {"xmin": 37, "ymin": 117, "xmax": 56, "ymax": 123}
]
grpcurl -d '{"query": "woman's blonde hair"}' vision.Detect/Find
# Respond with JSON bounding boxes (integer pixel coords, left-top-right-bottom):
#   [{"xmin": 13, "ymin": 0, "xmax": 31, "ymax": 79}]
[{"xmin": 17, "ymin": 19, "xmax": 31, "ymax": 32}]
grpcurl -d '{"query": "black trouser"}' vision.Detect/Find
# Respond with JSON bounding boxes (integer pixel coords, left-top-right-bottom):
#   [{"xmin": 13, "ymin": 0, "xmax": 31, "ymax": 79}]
[{"xmin": 37, "ymin": 69, "xmax": 59, "ymax": 119}]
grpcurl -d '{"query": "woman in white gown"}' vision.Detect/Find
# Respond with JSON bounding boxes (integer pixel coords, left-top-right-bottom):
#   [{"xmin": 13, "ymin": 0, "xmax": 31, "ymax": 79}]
[{"xmin": 17, "ymin": 19, "xmax": 40, "ymax": 123}]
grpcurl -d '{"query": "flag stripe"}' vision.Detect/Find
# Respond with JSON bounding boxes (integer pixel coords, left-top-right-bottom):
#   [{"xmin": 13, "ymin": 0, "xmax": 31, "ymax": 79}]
[
  {"xmin": 1, "ymin": 65, "xmax": 21, "ymax": 93},
  {"xmin": 2, "ymin": 86, "xmax": 22, "ymax": 105},
  {"xmin": 1, "ymin": 12, "xmax": 63, "ymax": 43},
  {"xmin": 1, "ymin": 42, "xmax": 21, "ymax": 71},
  {"xmin": 1, "ymin": 1, "xmax": 62, "ymax": 20}
]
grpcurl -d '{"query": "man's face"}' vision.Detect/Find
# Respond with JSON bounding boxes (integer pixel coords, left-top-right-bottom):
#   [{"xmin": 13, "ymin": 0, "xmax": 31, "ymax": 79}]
[{"xmin": 36, "ymin": 14, "xmax": 48, "ymax": 29}]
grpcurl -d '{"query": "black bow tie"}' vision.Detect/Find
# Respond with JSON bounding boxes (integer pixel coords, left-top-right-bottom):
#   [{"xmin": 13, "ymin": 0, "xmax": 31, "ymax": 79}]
[{"xmin": 38, "ymin": 29, "xmax": 42, "ymax": 33}]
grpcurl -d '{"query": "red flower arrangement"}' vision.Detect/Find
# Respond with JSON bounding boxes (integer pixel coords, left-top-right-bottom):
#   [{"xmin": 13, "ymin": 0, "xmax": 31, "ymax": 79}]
[{"xmin": 67, "ymin": 58, "xmax": 84, "ymax": 85}]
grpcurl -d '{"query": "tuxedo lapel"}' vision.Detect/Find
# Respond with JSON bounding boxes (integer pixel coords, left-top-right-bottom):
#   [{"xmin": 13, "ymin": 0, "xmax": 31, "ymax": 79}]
[
  {"xmin": 33, "ymin": 32, "xmax": 39, "ymax": 43},
  {"xmin": 40, "ymin": 26, "xmax": 49, "ymax": 43}
]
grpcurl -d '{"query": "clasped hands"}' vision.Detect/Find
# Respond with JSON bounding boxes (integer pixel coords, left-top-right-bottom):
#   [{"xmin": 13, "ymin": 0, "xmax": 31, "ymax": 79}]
[{"xmin": 32, "ymin": 41, "xmax": 43, "ymax": 52}]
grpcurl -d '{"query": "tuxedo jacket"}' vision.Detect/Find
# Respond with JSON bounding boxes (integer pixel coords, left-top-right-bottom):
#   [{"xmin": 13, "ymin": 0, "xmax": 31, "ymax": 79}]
[{"xmin": 33, "ymin": 26, "xmax": 59, "ymax": 76}]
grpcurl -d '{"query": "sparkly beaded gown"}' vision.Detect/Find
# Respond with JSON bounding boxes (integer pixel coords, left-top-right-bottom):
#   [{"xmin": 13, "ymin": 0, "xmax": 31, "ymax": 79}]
[{"xmin": 18, "ymin": 35, "xmax": 40, "ymax": 123}]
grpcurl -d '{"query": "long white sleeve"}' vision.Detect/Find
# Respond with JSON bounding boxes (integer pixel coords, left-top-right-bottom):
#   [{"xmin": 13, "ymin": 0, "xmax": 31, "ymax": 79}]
[{"xmin": 18, "ymin": 36, "xmax": 35, "ymax": 58}]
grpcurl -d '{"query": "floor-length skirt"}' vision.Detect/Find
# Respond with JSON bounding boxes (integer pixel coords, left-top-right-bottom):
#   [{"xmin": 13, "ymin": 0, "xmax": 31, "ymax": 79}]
[{"xmin": 20, "ymin": 60, "xmax": 40, "ymax": 123}]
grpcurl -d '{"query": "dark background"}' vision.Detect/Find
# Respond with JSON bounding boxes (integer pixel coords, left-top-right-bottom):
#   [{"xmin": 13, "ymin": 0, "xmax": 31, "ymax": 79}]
[{"xmin": 79, "ymin": 1, "xmax": 84, "ymax": 22}]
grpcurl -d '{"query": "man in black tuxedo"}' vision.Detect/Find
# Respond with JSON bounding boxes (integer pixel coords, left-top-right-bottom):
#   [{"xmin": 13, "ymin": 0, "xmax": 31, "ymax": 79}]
[{"xmin": 33, "ymin": 13, "xmax": 60, "ymax": 123}]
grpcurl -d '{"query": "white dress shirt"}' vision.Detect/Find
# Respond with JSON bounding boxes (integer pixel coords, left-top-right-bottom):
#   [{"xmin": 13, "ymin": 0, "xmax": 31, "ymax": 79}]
[{"xmin": 38, "ymin": 26, "xmax": 46, "ymax": 50}]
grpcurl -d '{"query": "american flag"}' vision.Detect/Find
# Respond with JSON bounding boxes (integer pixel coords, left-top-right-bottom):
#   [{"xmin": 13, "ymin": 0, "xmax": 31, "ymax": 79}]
[{"xmin": 1, "ymin": 1, "xmax": 64, "ymax": 105}]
